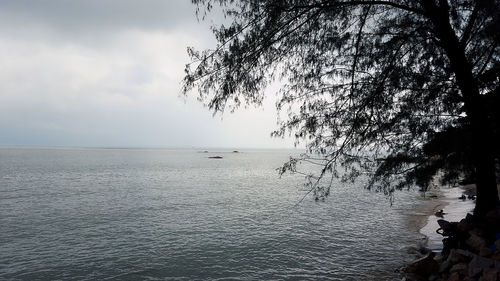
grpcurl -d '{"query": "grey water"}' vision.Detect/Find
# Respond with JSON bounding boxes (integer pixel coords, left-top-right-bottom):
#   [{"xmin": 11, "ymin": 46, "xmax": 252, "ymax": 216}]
[{"xmin": 1, "ymin": 147, "xmax": 423, "ymax": 280}]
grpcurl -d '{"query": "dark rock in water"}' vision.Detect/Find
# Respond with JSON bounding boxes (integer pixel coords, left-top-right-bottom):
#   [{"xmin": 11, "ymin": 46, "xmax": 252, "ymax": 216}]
[
  {"xmin": 208, "ymin": 156, "xmax": 223, "ymax": 159},
  {"xmin": 406, "ymin": 245, "xmax": 427, "ymax": 256},
  {"xmin": 406, "ymin": 252, "xmax": 439, "ymax": 278},
  {"xmin": 232, "ymin": 150, "xmax": 239, "ymax": 153}
]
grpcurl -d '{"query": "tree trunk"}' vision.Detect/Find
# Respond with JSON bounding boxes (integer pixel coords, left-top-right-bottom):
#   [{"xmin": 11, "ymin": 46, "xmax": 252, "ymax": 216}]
[{"xmin": 421, "ymin": 0, "xmax": 499, "ymax": 218}]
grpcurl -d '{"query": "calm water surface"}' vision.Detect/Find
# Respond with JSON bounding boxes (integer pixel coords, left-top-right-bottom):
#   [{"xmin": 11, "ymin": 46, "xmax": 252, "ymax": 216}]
[{"xmin": 0, "ymin": 147, "xmax": 423, "ymax": 280}]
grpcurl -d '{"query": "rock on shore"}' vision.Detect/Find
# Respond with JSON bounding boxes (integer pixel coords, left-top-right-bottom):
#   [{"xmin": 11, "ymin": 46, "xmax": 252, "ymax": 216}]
[{"xmin": 404, "ymin": 207, "xmax": 500, "ymax": 281}]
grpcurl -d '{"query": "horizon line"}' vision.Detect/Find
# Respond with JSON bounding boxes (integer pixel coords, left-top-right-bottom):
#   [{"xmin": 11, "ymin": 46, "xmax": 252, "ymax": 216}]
[{"xmin": 0, "ymin": 144, "xmax": 305, "ymax": 151}]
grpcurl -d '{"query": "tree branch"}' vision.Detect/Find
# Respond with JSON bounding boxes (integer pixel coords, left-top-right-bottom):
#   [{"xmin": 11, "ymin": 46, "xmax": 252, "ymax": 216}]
[
  {"xmin": 460, "ymin": 1, "xmax": 480, "ymax": 48},
  {"xmin": 271, "ymin": 0, "xmax": 425, "ymax": 16}
]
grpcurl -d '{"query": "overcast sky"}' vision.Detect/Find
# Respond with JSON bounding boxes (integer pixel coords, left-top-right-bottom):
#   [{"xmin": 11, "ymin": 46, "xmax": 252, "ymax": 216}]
[{"xmin": 0, "ymin": 0, "xmax": 295, "ymax": 148}]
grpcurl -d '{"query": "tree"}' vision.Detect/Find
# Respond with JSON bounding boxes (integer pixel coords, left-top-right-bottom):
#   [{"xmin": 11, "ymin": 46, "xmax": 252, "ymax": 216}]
[{"xmin": 183, "ymin": 0, "xmax": 500, "ymax": 217}]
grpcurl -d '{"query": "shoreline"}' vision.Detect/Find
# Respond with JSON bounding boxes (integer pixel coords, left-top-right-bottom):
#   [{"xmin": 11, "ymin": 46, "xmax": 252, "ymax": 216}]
[
  {"xmin": 419, "ymin": 186, "xmax": 475, "ymax": 251},
  {"xmin": 404, "ymin": 185, "xmax": 476, "ymax": 252},
  {"xmin": 404, "ymin": 184, "xmax": 500, "ymax": 280},
  {"xmin": 407, "ymin": 184, "xmax": 475, "ymax": 252},
  {"xmin": 404, "ymin": 188, "xmax": 448, "ymax": 240}
]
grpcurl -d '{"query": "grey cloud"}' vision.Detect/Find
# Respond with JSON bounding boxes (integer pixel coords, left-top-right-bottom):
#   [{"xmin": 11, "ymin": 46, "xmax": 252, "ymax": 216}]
[
  {"xmin": 0, "ymin": 0, "xmax": 198, "ymax": 33},
  {"xmin": 0, "ymin": 0, "xmax": 294, "ymax": 148},
  {"xmin": 0, "ymin": 0, "xmax": 216, "ymax": 50}
]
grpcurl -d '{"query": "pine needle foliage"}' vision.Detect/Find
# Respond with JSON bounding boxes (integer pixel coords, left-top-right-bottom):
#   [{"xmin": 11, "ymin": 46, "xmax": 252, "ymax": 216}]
[{"xmin": 183, "ymin": 0, "xmax": 499, "ymax": 213}]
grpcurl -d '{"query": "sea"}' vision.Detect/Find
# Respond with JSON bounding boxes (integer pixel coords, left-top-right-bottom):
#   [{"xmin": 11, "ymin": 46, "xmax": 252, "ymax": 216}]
[{"xmin": 0, "ymin": 147, "xmax": 427, "ymax": 280}]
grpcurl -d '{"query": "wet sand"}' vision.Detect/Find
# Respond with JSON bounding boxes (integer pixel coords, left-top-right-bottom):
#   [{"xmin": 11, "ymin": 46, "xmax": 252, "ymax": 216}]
[
  {"xmin": 408, "ymin": 184, "xmax": 500, "ymax": 252},
  {"xmin": 403, "ymin": 186, "xmax": 476, "ymax": 253},
  {"xmin": 404, "ymin": 189, "xmax": 448, "ymax": 236},
  {"xmin": 420, "ymin": 187, "xmax": 475, "ymax": 251}
]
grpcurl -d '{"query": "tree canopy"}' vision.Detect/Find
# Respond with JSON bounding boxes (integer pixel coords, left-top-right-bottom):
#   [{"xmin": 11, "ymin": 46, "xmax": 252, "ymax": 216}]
[{"xmin": 183, "ymin": 0, "xmax": 500, "ymax": 216}]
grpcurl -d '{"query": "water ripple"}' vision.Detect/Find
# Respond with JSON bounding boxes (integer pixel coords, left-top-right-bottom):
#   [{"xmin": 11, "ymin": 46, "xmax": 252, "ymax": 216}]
[{"xmin": 0, "ymin": 148, "xmax": 423, "ymax": 280}]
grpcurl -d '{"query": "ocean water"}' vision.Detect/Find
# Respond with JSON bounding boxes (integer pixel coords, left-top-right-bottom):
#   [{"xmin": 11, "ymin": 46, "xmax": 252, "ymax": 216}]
[{"xmin": 0, "ymin": 147, "xmax": 424, "ymax": 280}]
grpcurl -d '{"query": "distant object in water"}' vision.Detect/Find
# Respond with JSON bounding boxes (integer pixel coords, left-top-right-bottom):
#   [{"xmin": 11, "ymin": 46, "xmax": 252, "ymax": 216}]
[
  {"xmin": 459, "ymin": 194, "xmax": 466, "ymax": 200},
  {"xmin": 208, "ymin": 156, "xmax": 223, "ymax": 159},
  {"xmin": 232, "ymin": 150, "xmax": 239, "ymax": 153},
  {"xmin": 434, "ymin": 209, "xmax": 446, "ymax": 217},
  {"xmin": 203, "ymin": 151, "xmax": 209, "ymax": 153}
]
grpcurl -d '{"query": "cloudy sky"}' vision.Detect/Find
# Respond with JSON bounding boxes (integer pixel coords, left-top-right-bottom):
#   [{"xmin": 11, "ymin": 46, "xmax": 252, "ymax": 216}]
[{"xmin": 0, "ymin": 0, "xmax": 294, "ymax": 148}]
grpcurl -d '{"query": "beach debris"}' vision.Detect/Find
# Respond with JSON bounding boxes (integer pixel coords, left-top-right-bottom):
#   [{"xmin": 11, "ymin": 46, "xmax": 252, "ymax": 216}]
[
  {"xmin": 435, "ymin": 209, "xmax": 447, "ymax": 217},
  {"xmin": 437, "ymin": 219, "xmax": 457, "ymax": 236}
]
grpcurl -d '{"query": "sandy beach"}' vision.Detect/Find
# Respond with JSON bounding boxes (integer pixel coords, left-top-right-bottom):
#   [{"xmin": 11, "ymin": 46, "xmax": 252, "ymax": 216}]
[{"xmin": 404, "ymin": 185, "xmax": 476, "ymax": 252}]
